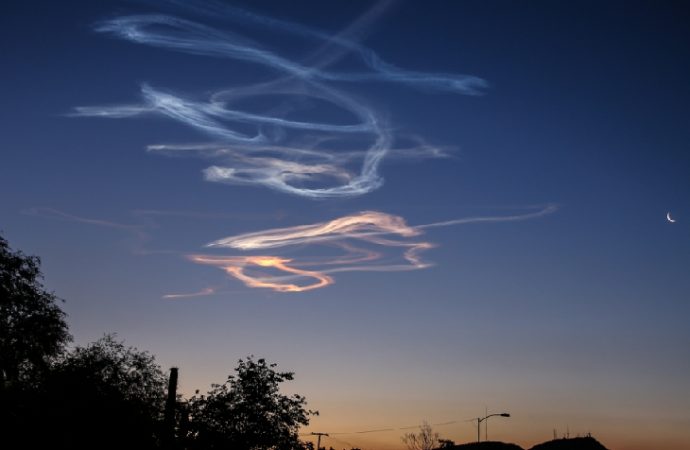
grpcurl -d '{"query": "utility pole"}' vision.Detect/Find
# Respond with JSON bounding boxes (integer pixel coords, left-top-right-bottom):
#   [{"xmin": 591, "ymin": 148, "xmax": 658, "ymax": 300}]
[
  {"xmin": 164, "ymin": 367, "xmax": 179, "ymax": 450},
  {"xmin": 311, "ymin": 432, "xmax": 329, "ymax": 450}
]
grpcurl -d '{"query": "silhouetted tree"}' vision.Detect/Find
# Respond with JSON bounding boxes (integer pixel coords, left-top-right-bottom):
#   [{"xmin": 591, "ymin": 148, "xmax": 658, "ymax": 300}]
[
  {"xmin": 185, "ymin": 356, "xmax": 317, "ymax": 450},
  {"xmin": 0, "ymin": 234, "xmax": 70, "ymax": 385},
  {"xmin": 402, "ymin": 421, "xmax": 440, "ymax": 450},
  {"xmin": 38, "ymin": 334, "xmax": 167, "ymax": 449},
  {"xmin": 439, "ymin": 438, "xmax": 456, "ymax": 448}
]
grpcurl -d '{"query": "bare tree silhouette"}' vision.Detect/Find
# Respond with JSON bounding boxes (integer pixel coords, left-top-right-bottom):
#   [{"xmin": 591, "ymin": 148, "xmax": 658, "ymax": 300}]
[{"xmin": 402, "ymin": 421, "xmax": 440, "ymax": 450}]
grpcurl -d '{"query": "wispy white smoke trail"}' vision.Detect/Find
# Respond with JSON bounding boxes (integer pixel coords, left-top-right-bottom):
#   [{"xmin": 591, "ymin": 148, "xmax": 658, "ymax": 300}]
[
  {"xmin": 72, "ymin": 3, "xmax": 486, "ymax": 198},
  {"xmin": 92, "ymin": 13, "xmax": 487, "ymax": 93}
]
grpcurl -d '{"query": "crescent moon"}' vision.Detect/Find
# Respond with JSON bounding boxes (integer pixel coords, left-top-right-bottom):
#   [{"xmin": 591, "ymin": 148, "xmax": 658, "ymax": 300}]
[{"xmin": 667, "ymin": 212, "xmax": 676, "ymax": 223}]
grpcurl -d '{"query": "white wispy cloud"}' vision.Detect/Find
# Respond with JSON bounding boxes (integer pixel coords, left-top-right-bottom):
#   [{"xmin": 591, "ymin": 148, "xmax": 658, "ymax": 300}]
[{"xmin": 72, "ymin": 3, "xmax": 486, "ymax": 198}]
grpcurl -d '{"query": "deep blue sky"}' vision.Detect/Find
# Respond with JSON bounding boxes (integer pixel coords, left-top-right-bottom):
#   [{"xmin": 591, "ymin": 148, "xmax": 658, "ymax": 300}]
[{"xmin": 2, "ymin": 1, "xmax": 690, "ymax": 449}]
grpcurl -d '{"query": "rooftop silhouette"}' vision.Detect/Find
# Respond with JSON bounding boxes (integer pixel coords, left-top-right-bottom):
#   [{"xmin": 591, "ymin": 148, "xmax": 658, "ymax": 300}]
[{"xmin": 434, "ymin": 436, "xmax": 609, "ymax": 450}]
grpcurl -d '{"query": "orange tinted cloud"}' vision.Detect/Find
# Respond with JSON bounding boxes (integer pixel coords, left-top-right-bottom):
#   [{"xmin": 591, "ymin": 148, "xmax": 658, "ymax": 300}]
[
  {"xmin": 177, "ymin": 206, "xmax": 556, "ymax": 294},
  {"xmin": 189, "ymin": 255, "xmax": 333, "ymax": 292}
]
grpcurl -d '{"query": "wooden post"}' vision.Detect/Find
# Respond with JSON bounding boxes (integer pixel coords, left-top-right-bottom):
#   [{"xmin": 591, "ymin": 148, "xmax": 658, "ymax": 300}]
[{"xmin": 164, "ymin": 367, "xmax": 178, "ymax": 449}]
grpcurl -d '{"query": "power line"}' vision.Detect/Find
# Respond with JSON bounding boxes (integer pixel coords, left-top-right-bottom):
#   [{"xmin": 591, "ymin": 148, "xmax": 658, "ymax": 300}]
[
  {"xmin": 326, "ymin": 435, "xmax": 359, "ymax": 449},
  {"xmin": 352, "ymin": 428, "xmax": 396, "ymax": 434},
  {"xmin": 304, "ymin": 416, "xmax": 477, "ymax": 437}
]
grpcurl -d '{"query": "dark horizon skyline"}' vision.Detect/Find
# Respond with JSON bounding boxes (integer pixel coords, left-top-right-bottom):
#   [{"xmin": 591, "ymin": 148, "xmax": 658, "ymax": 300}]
[{"xmin": 2, "ymin": 1, "xmax": 690, "ymax": 449}]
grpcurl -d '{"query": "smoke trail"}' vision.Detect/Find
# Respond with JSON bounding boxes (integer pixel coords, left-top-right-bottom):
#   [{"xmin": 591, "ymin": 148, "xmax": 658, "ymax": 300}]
[
  {"xmin": 181, "ymin": 205, "xmax": 557, "ymax": 293},
  {"xmin": 92, "ymin": 12, "xmax": 487, "ymax": 93},
  {"xmin": 162, "ymin": 287, "xmax": 217, "ymax": 299},
  {"xmin": 72, "ymin": 4, "xmax": 486, "ymax": 198}
]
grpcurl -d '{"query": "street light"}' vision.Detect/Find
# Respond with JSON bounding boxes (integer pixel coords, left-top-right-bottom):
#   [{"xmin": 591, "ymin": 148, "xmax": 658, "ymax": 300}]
[{"xmin": 476, "ymin": 413, "xmax": 510, "ymax": 442}]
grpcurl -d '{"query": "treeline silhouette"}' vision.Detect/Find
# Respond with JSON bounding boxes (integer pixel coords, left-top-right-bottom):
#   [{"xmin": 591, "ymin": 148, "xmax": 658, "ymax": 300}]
[
  {"xmin": 1, "ymin": 234, "xmax": 314, "ymax": 450},
  {"xmin": 2, "ymin": 234, "xmax": 610, "ymax": 450}
]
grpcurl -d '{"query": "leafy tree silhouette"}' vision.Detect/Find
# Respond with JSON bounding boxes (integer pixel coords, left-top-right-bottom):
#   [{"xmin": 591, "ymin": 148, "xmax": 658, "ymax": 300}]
[
  {"xmin": 0, "ymin": 234, "xmax": 70, "ymax": 385},
  {"xmin": 1, "ymin": 235, "xmax": 321, "ymax": 450},
  {"xmin": 184, "ymin": 356, "xmax": 317, "ymax": 450},
  {"xmin": 1, "ymin": 234, "xmax": 73, "ymax": 449},
  {"xmin": 38, "ymin": 334, "xmax": 167, "ymax": 449}
]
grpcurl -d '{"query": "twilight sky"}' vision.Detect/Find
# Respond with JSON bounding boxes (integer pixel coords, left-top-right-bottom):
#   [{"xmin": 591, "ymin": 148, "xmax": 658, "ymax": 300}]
[{"xmin": 2, "ymin": 1, "xmax": 690, "ymax": 449}]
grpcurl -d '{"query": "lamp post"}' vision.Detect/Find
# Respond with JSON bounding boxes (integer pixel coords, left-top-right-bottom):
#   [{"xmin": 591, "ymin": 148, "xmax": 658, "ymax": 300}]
[{"xmin": 476, "ymin": 413, "xmax": 510, "ymax": 442}]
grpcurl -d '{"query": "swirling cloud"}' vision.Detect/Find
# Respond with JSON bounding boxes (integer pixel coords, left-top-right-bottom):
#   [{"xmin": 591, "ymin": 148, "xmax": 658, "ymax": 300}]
[
  {"xmin": 182, "ymin": 205, "xmax": 557, "ymax": 294},
  {"xmin": 72, "ymin": 3, "xmax": 486, "ymax": 198}
]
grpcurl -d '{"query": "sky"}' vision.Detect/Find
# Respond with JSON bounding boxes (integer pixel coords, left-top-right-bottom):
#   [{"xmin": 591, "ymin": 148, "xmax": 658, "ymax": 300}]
[{"xmin": 2, "ymin": 1, "xmax": 690, "ymax": 449}]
